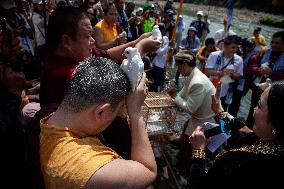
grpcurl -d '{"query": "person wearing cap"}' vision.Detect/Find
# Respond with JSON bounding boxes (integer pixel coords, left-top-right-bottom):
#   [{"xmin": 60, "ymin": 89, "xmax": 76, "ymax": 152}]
[
  {"xmin": 175, "ymin": 14, "xmax": 185, "ymax": 52},
  {"xmin": 143, "ymin": 3, "xmax": 159, "ymax": 33},
  {"xmin": 190, "ymin": 10, "xmax": 206, "ymax": 39},
  {"xmin": 169, "ymin": 50, "xmax": 216, "ymax": 136},
  {"xmin": 250, "ymin": 27, "xmax": 266, "ymax": 52},
  {"xmin": 164, "ymin": 9, "xmax": 176, "ymax": 40},
  {"xmin": 135, "ymin": 7, "xmax": 144, "ymax": 36},
  {"xmin": 180, "ymin": 26, "xmax": 201, "ymax": 55},
  {"xmin": 164, "ymin": 0, "xmax": 176, "ymax": 15},
  {"xmin": 167, "ymin": 49, "xmax": 216, "ymax": 169}
]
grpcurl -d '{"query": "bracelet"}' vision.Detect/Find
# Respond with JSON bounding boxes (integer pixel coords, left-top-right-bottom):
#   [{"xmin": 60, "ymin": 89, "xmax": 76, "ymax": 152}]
[{"xmin": 192, "ymin": 149, "xmax": 206, "ymax": 159}]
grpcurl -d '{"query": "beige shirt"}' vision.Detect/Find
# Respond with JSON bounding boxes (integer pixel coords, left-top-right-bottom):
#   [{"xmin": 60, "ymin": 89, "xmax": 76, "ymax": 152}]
[
  {"xmin": 40, "ymin": 115, "xmax": 121, "ymax": 189},
  {"xmin": 174, "ymin": 67, "xmax": 216, "ymax": 135}
]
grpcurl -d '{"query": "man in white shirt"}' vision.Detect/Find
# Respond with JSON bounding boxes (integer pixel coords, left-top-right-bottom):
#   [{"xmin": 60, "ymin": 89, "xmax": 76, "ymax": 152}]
[{"xmin": 205, "ymin": 35, "xmax": 243, "ymax": 111}]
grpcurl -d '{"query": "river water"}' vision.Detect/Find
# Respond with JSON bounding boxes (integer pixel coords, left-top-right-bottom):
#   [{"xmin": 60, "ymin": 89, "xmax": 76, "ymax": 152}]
[{"xmin": 176, "ymin": 9, "xmax": 282, "ymax": 45}]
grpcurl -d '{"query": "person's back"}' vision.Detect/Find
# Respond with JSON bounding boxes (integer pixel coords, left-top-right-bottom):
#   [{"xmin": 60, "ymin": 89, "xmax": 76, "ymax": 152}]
[
  {"xmin": 40, "ymin": 57, "xmax": 157, "ymax": 189},
  {"xmin": 40, "ymin": 117, "xmax": 121, "ymax": 189}
]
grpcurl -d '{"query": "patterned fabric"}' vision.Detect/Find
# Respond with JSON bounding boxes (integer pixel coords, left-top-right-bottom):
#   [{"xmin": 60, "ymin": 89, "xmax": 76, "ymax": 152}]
[{"xmin": 187, "ymin": 135, "xmax": 284, "ymax": 189}]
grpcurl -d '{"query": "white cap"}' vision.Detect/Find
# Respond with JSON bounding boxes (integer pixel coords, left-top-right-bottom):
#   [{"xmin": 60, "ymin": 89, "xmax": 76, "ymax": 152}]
[
  {"xmin": 0, "ymin": 0, "xmax": 16, "ymax": 10},
  {"xmin": 196, "ymin": 10, "xmax": 203, "ymax": 16},
  {"xmin": 32, "ymin": 0, "xmax": 42, "ymax": 4},
  {"xmin": 137, "ymin": 7, "xmax": 143, "ymax": 12}
]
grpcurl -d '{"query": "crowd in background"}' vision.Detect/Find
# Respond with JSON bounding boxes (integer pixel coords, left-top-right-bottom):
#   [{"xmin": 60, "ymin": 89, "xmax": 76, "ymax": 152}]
[{"xmin": 0, "ymin": 0, "xmax": 284, "ymax": 188}]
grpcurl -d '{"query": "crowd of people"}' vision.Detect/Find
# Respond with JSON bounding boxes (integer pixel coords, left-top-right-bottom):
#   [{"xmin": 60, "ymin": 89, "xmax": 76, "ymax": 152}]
[{"xmin": 0, "ymin": 0, "xmax": 284, "ymax": 188}]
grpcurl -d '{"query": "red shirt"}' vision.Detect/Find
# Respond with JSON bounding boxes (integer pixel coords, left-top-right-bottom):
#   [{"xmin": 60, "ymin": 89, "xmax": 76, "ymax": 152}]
[{"xmin": 40, "ymin": 48, "xmax": 110, "ymax": 107}]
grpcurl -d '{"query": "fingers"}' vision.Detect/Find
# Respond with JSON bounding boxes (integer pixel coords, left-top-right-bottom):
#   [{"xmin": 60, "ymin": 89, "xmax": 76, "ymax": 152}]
[
  {"xmin": 143, "ymin": 32, "xmax": 152, "ymax": 38},
  {"xmin": 196, "ymin": 126, "xmax": 204, "ymax": 132}
]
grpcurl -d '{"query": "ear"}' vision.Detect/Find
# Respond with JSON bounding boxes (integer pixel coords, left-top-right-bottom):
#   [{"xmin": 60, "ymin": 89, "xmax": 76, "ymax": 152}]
[
  {"xmin": 91, "ymin": 103, "xmax": 112, "ymax": 122},
  {"xmin": 61, "ymin": 34, "xmax": 74, "ymax": 53}
]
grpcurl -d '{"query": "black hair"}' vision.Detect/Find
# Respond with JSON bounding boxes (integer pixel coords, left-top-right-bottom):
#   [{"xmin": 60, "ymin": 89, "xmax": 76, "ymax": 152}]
[
  {"xmin": 205, "ymin": 38, "xmax": 215, "ymax": 46},
  {"xmin": 158, "ymin": 22, "xmax": 166, "ymax": 33},
  {"xmin": 61, "ymin": 57, "xmax": 131, "ymax": 113},
  {"xmin": 46, "ymin": 6, "xmax": 86, "ymax": 51},
  {"xmin": 254, "ymin": 27, "xmax": 261, "ymax": 33},
  {"xmin": 224, "ymin": 35, "xmax": 241, "ymax": 45},
  {"xmin": 241, "ymin": 38, "xmax": 256, "ymax": 51},
  {"xmin": 272, "ymin": 31, "xmax": 284, "ymax": 43},
  {"xmin": 103, "ymin": 2, "xmax": 116, "ymax": 15},
  {"xmin": 267, "ymin": 80, "xmax": 284, "ymax": 140}
]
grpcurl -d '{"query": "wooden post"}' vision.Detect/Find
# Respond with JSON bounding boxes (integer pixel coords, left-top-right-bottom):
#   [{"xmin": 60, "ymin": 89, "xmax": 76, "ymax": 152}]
[{"xmin": 171, "ymin": 0, "xmax": 185, "ymax": 45}]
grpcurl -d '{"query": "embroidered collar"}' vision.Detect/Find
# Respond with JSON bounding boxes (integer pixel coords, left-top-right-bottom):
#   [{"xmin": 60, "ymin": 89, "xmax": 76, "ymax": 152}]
[{"xmin": 217, "ymin": 141, "xmax": 284, "ymax": 159}]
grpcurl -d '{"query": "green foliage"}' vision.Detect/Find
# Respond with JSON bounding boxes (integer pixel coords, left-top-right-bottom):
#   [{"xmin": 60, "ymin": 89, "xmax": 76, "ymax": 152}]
[
  {"xmin": 260, "ymin": 16, "xmax": 284, "ymax": 28},
  {"xmin": 190, "ymin": 0, "xmax": 284, "ymax": 15}
]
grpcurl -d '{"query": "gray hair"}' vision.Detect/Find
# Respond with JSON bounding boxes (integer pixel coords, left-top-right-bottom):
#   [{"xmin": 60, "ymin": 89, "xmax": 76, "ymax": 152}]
[{"xmin": 61, "ymin": 57, "xmax": 131, "ymax": 113}]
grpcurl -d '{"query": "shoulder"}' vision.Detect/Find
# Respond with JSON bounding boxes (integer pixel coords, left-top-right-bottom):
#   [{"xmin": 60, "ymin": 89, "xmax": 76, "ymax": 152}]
[
  {"xmin": 95, "ymin": 20, "xmax": 103, "ymax": 27},
  {"xmin": 210, "ymin": 51, "xmax": 221, "ymax": 57},
  {"xmin": 195, "ymin": 37, "xmax": 200, "ymax": 42},
  {"xmin": 40, "ymin": 131, "xmax": 120, "ymax": 188},
  {"xmin": 234, "ymin": 54, "xmax": 243, "ymax": 61}
]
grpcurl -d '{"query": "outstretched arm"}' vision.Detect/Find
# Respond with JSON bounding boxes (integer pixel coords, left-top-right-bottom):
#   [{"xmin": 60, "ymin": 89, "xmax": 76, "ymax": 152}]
[{"xmin": 107, "ymin": 33, "xmax": 161, "ymax": 63}]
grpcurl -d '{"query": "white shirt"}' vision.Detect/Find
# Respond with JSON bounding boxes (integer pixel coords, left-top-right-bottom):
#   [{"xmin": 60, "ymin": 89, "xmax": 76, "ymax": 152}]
[
  {"xmin": 205, "ymin": 51, "xmax": 243, "ymax": 97},
  {"xmin": 152, "ymin": 36, "xmax": 169, "ymax": 68},
  {"xmin": 214, "ymin": 28, "xmax": 236, "ymax": 49}
]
